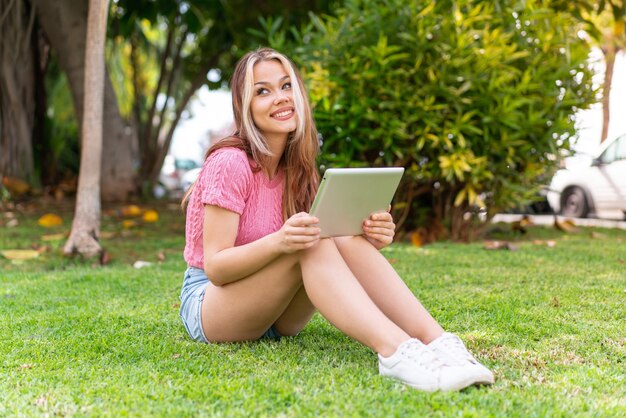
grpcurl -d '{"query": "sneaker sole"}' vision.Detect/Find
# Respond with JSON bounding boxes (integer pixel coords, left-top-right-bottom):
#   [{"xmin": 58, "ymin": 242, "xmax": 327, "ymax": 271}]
[
  {"xmin": 379, "ymin": 370, "xmax": 439, "ymax": 392},
  {"xmin": 440, "ymin": 372, "xmax": 495, "ymax": 392}
]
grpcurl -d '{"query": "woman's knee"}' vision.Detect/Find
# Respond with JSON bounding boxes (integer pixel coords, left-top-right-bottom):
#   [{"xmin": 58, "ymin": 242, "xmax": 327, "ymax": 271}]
[
  {"xmin": 333, "ymin": 235, "xmax": 366, "ymax": 249},
  {"xmin": 307, "ymin": 236, "xmax": 337, "ymax": 252}
]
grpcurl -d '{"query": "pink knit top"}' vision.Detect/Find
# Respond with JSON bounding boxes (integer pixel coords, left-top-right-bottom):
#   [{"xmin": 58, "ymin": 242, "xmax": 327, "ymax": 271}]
[{"xmin": 183, "ymin": 147, "xmax": 285, "ymax": 269}]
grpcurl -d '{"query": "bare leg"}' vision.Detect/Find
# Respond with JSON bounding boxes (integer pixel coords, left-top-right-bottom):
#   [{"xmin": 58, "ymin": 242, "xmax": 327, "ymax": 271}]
[
  {"xmin": 272, "ymin": 284, "xmax": 316, "ymax": 336},
  {"xmin": 201, "ymin": 251, "xmax": 305, "ymax": 342},
  {"xmin": 334, "ymin": 235, "xmax": 444, "ymax": 343},
  {"xmin": 299, "ymin": 238, "xmax": 409, "ymax": 355},
  {"xmin": 201, "ymin": 238, "xmax": 409, "ymax": 355}
]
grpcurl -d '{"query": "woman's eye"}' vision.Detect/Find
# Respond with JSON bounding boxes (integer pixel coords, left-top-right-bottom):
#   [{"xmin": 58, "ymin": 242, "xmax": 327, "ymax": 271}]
[
  {"xmin": 282, "ymin": 82, "xmax": 292, "ymax": 90},
  {"xmin": 256, "ymin": 88, "xmax": 269, "ymax": 95}
]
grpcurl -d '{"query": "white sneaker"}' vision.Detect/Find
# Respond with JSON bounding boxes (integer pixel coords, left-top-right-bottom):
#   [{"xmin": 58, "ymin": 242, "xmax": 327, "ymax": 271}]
[
  {"xmin": 378, "ymin": 338, "xmax": 443, "ymax": 392},
  {"xmin": 428, "ymin": 332, "xmax": 495, "ymax": 389}
]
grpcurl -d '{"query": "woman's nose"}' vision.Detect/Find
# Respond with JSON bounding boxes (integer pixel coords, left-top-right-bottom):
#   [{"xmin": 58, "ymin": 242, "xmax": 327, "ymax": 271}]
[{"xmin": 274, "ymin": 91, "xmax": 290, "ymax": 104}]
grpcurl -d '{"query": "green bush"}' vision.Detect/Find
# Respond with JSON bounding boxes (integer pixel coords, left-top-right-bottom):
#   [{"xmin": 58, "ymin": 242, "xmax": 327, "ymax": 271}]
[{"xmin": 284, "ymin": 0, "xmax": 596, "ymax": 240}]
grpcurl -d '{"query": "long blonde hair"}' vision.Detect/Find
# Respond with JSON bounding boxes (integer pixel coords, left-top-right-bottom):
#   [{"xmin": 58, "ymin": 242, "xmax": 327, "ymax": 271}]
[{"xmin": 182, "ymin": 48, "xmax": 320, "ymax": 219}]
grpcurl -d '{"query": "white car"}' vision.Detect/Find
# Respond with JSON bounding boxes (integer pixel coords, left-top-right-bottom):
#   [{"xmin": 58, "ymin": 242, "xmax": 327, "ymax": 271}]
[
  {"xmin": 154, "ymin": 155, "xmax": 200, "ymax": 198},
  {"xmin": 547, "ymin": 133, "xmax": 626, "ymax": 219},
  {"xmin": 181, "ymin": 167, "xmax": 201, "ymax": 192}
]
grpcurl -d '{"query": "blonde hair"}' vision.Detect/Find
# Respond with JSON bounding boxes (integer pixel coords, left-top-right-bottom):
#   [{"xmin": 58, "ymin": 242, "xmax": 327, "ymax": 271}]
[{"xmin": 183, "ymin": 48, "xmax": 320, "ymax": 219}]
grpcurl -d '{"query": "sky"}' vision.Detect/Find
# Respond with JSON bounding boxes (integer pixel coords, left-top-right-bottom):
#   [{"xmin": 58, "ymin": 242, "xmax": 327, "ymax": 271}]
[
  {"xmin": 171, "ymin": 50, "xmax": 626, "ymax": 162},
  {"xmin": 170, "ymin": 87, "xmax": 233, "ymax": 162},
  {"xmin": 573, "ymin": 50, "xmax": 625, "ymax": 155}
]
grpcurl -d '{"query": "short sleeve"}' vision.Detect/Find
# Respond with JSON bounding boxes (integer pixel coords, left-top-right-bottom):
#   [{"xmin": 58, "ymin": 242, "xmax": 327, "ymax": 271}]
[{"xmin": 197, "ymin": 148, "xmax": 252, "ymax": 215}]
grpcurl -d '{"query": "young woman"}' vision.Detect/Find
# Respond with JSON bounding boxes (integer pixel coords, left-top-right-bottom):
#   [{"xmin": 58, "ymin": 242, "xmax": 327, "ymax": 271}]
[{"xmin": 180, "ymin": 48, "xmax": 494, "ymax": 392}]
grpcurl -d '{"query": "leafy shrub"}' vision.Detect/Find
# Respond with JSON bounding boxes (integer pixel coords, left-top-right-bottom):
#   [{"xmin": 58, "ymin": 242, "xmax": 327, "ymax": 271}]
[{"xmin": 282, "ymin": 0, "xmax": 596, "ymax": 240}]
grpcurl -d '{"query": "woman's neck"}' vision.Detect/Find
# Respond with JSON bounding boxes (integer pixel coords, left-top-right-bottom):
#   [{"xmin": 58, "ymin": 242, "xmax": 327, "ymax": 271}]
[{"xmin": 264, "ymin": 133, "xmax": 289, "ymax": 178}]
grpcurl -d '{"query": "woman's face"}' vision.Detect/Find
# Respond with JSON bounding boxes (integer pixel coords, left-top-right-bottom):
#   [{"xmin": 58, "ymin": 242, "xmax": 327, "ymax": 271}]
[{"xmin": 250, "ymin": 59, "xmax": 297, "ymax": 141}]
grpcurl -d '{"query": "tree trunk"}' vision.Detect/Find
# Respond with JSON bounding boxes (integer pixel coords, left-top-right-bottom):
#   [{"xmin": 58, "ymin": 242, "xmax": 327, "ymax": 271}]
[
  {"xmin": 63, "ymin": 0, "xmax": 109, "ymax": 258},
  {"xmin": 0, "ymin": 0, "xmax": 35, "ymax": 181},
  {"xmin": 32, "ymin": 0, "xmax": 136, "ymax": 201},
  {"xmin": 600, "ymin": 42, "xmax": 616, "ymax": 144}
]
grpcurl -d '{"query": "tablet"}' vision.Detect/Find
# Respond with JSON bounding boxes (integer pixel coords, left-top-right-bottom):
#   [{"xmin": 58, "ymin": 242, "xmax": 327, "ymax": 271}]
[{"xmin": 309, "ymin": 167, "xmax": 404, "ymax": 238}]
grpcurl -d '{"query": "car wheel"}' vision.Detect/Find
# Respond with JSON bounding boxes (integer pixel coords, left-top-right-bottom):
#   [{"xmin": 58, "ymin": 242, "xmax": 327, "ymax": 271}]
[
  {"xmin": 153, "ymin": 182, "xmax": 167, "ymax": 199},
  {"xmin": 560, "ymin": 187, "xmax": 589, "ymax": 218}
]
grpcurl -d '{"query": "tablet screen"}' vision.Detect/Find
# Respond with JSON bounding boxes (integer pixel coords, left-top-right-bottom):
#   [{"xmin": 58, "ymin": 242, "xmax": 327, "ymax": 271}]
[{"xmin": 309, "ymin": 167, "xmax": 404, "ymax": 238}]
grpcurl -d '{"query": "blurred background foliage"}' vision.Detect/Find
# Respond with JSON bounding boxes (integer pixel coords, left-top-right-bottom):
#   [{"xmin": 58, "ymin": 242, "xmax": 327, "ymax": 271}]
[
  {"xmin": 264, "ymin": 0, "xmax": 598, "ymax": 240},
  {"xmin": 2, "ymin": 0, "xmax": 623, "ymax": 240},
  {"xmin": 0, "ymin": 0, "xmax": 335, "ymax": 201},
  {"xmin": 104, "ymin": 0, "xmax": 336, "ymax": 195},
  {"xmin": 42, "ymin": 60, "xmax": 80, "ymax": 186}
]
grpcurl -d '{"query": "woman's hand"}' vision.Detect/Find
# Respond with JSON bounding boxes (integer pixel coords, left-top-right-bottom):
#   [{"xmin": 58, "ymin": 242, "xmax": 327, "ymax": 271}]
[
  {"xmin": 362, "ymin": 209, "xmax": 395, "ymax": 250},
  {"xmin": 275, "ymin": 212, "xmax": 321, "ymax": 254}
]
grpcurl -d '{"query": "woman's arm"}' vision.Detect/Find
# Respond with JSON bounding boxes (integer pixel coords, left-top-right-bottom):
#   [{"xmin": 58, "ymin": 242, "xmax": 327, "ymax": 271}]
[{"xmin": 202, "ymin": 205, "xmax": 320, "ymax": 286}]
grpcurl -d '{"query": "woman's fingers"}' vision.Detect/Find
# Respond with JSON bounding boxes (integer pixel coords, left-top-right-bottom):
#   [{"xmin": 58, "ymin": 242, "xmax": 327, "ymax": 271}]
[
  {"xmin": 363, "ymin": 211, "xmax": 395, "ymax": 249},
  {"xmin": 365, "ymin": 233, "xmax": 392, "ymax": 247},
  {"xmin": 363, "ymin": 221, "xmax": 395, "ymax": 233},
  {"xmin": 364, "ymin": 226, "xmax": 394, "ymax": 237},
  {"xmin": 370, "ymin": 211, "xmax": 393, "ymax": 222},
  {"xmin": 286, "ymin": 224, "xmax": 320, "ymax": 236},
  {"xmin": 286, "ymin": 231, "xmax": 320, "ymax": 242},
  {"xmin": 287, "ymin": 212, "xmax": 319, "ymax": 227},
  {"xmin": 278, "ymin": 212, "xmax": 321, "ymax": 253}
]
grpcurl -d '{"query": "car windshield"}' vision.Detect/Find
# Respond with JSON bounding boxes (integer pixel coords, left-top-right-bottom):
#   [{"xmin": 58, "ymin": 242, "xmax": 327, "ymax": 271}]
[
  {"xmin": 175, "ymin": 159, "xmax": 199, "ymax": 170},
  {"xmin": 599, "ymin": 134, "xmax": 626, "ymax": 164}
]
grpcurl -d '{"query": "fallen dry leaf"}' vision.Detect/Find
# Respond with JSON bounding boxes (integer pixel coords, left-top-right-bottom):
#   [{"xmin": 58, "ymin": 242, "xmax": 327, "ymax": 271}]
[
  {"xmin": 38, "ymin": 213, "xmax": 63, "ymax": 228},
  {"xmin": 484, "ymin": 240, "xmax": 518, "ymax": 251},
  {"xmin": 511, "ymin": 215, "xmax": 533, "ymax": 234},
  {"xmin": 121, "ymin": 205, "xmax": 142, "ymax": 217},
  {"xmin": 31, "ymin": 244, "xmax": 51, "ymax": 254},
  {"xmin": 53, "ymin": 188, "xmax": 64, "ymax": 201},
  {"xmin": 555, "ymin": 218, "xmax": 578, "ymax": 233},
  {"xmin": 100, "ymin": 250, "xmax": 111, "ymax": 265},
  {"xmin": 1, "ymin": 249, "xmax": 40, "ymax": 260},
  {"xmin": 143, "ymin": 210, "xmax": 159, "ymax": 223},
  {"xmin": 532, "ymin": 240, "xmax": 557, "ymax": 248},
  {"xmin": 41, "ymin": 232, "xmax": 66, "ymax": 241},
  {"xmin": 410, "ymin": 230, "xmax": 423, "ymax": 247},
  {"xmin": 100, "ymin": 231, "xmax": 116, "ymax": 239},
  {"xmin": 590, "ymin": 231, "xmax": 607, "ymax": 239},
  {"xmin": 2, "ymin": 176, "xmax": 30, "ymax": 195},
  {"xmin": 122, "ymin": 220, "xmax": 137, "ymax": 229}
]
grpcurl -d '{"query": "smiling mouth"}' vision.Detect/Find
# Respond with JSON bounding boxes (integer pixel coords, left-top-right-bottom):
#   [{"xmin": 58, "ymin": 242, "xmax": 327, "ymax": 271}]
[{"xmin": 271, "ymin": 108, "xmax": 294, "ymax": 119}]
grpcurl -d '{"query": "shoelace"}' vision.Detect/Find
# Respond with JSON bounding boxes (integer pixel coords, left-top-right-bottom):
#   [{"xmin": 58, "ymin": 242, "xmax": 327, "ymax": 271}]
[
  {"xmin": 399, "ymin": 339, "xmax": 448, "ymax": 372},
  {"xmin": 437, "ymin": 334, "xmax": 477, "ymax": 365}
]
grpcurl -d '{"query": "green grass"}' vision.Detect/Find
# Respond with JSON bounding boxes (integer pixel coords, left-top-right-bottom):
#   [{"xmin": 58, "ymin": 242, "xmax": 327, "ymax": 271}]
[{"xmin": 1, "ymin": 202, "xmax": 625, "ymax": 416}]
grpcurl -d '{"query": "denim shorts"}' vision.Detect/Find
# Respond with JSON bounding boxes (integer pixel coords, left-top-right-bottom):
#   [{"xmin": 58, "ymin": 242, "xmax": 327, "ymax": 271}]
[{"xmin": 179, "ymin": 266, "xmax": 282, "ymax": 342}]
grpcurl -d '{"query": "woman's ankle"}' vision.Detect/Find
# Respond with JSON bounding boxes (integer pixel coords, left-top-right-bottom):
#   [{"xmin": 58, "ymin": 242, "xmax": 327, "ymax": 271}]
[{"xmin": 377, "ymin": 334, "xmax": 412, "ymax": 357}]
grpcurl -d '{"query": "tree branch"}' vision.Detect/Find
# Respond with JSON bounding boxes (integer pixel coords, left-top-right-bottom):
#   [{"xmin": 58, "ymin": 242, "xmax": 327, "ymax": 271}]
[
  {"xmin": 142, "ymin": 22, "xmax": 174, "ymax": 163},
  {"xmin": 149, "ymin": 56, "xmax": 219, "ymax": 182},
  {"xmin": 152, "ymin": 26, "xmax": 188, "ymax": 159}
]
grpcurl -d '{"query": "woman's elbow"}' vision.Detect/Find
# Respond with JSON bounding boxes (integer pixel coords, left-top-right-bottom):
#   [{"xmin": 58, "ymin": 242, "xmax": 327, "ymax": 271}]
[{"xmin": 203, "ymin": 262, "xmax": 226, "ymax": 287}]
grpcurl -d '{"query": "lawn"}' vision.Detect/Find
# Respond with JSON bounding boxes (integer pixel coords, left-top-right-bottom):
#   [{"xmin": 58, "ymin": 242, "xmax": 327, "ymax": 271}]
[{"xmin": 1, "ymin": 201, "xmax": 625, "ymax": 417}]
